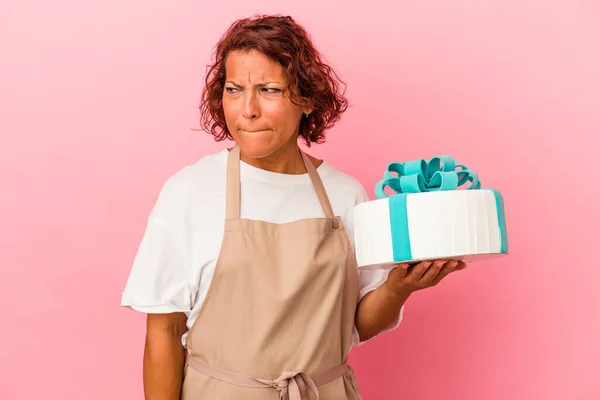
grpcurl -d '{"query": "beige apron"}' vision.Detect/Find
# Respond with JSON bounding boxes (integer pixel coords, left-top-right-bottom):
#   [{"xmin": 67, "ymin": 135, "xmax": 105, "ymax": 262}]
[{"xmin": 181, "ymin": 145, "xmax": 363, "ymax": 400}]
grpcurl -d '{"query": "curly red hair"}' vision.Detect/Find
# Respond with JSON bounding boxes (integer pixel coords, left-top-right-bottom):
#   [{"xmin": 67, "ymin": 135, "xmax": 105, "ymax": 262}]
[{"xmin": 199, "ymin": 15, "xmax": 349, "ymax": 146}]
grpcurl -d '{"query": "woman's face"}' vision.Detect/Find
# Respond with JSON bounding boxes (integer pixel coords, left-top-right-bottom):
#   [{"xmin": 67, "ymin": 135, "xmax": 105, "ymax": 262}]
[{"xmin": 222, "ymin": 49, "xmax": 310, "ymax": 160}]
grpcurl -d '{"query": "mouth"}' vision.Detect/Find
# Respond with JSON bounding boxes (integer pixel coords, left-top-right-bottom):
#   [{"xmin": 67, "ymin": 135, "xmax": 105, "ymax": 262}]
[{"xmin": 239, "ymin": 129, "xmax": 271, "ymax": 133}]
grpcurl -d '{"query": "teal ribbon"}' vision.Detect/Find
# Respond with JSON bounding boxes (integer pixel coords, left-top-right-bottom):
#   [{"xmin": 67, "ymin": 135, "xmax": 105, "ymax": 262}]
[{"xmin": 375, "ymin": 155, "xmax": 481, "ymax": 198}]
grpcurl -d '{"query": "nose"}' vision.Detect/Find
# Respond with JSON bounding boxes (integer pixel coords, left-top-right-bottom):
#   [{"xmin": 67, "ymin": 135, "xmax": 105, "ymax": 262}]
[{"xmin": 242, "ymin": 92, "xmax": 260, "ymax": 120}]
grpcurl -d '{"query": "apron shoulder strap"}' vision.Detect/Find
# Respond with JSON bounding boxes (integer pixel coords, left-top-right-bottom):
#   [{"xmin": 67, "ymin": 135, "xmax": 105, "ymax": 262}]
[
  {"xmin": 300, "ymin": 150, "xmax": 335, "ymax": 219},
  {"xmin": 226, "ymin": 145, "xmax": 241, "ymax": 219}
]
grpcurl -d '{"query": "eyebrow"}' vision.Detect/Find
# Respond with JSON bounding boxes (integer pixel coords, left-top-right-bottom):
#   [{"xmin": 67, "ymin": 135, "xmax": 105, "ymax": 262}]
[{"xmin": 225, "ymin": 80, "xmax": 283, "ymax": 87}]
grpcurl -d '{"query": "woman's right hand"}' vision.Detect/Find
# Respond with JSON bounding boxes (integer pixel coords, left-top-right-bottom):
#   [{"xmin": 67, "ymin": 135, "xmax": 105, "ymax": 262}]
[{"xmin": 384, "ymin": 259, "xmax": 467, "ymax": 296}]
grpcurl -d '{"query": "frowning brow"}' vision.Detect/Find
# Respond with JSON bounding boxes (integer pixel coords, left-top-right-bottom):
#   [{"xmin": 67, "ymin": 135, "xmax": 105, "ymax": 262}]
[{"xmin": 225, "ymin": 80, "xmax": 284, "ymax": 87}]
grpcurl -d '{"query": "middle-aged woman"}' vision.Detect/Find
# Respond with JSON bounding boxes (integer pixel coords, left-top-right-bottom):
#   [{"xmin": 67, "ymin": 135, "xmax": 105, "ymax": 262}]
[{"xmin": 121, "ymin": 14, "xmax": 466, "ymax": 400}]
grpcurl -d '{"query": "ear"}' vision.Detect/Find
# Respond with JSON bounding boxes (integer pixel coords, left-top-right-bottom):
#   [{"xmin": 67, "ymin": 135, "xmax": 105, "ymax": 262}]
[
  {"xmin": 300, "ymin": 97, "xmax": 314, "ymax": 116},
  {"xmin": 303, "ymin": 103, "xmax": 313, "ymax": 116}
]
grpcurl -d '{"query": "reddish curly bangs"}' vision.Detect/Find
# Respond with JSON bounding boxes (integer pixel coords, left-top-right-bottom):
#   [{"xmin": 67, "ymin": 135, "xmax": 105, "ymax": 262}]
[{"xmin": 199, "ymin": 15, "xmax": 349, "ymax": 146}]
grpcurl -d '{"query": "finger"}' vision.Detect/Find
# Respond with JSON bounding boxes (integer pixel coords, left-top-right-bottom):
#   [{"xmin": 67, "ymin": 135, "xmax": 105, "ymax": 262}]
[
  {"xmin": 391, "ymin": 263, "xmax": 410, "ymax": 279},
  {"xmin": 455, "ymin": 261, "xmax": 467, "ymax": 270},
  {"xmin": 408, "ymin": 261, "xmax": 432, "ymax": 281},
  {"xmin": 432, "ymin": 260, "xmax": 459, "ymax": 285},
  {"xmin": 420, "ymin": 259, "xmax": 446, "ymax": 283},
  {"xmin": 406, "ymin": 262, "xmax": 418, "ymax": 275}
]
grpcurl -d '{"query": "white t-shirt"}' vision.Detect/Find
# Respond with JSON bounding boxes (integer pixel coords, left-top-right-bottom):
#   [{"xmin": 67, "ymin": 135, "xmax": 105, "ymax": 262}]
[{"xmin": 121, "ymin": 147, "xmax": 403, "ymax": 347}]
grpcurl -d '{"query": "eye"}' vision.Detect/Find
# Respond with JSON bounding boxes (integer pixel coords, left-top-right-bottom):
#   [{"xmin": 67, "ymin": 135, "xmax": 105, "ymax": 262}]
[
  {"xmin": 261, "ymin": 88, "xmax": 281, "ymax": 94},
  {"xmin": 225, "ymin": 87, "xmax": 240, "ymax": 93}
]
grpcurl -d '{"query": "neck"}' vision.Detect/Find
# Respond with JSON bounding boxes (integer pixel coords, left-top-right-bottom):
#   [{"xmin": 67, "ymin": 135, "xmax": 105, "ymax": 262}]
[{"xmin": 239, "ymin": 140, "xmax": 308, "ymax": 175}]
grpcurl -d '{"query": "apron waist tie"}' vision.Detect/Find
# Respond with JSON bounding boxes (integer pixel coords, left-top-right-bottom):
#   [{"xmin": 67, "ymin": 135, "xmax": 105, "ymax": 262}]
[{"xmin": 186, "ymin": 354, "xmax": 349, "ymax": 400}]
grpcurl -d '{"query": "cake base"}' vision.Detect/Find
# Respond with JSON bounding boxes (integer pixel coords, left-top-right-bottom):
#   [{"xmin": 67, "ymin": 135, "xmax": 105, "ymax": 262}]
[{"xmin": 356, "ymin": 252, "xmax": 509, "ymax": 270}]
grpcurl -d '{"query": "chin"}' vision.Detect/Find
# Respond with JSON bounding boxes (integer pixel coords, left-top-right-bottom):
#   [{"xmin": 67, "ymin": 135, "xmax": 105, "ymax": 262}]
[{"xmin": 234, "ymin": 130, "xmax": 282, "ymax": 159}]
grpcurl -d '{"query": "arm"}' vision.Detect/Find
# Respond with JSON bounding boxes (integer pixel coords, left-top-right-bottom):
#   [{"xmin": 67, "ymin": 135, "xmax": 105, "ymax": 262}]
[
  {"xmin": 143, "ymin": 312, "xmax": 188, "ymax": 400},
  {"xmin": 354, "ymin": 280, "xmax": 412, "ymax": 342},
  {"xmin": 355, "ymin": 259, "xmax": 466, "ymax": 342}
]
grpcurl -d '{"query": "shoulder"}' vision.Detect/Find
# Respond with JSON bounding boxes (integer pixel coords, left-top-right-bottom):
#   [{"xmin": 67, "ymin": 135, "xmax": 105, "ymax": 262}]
[
  {"xmin": 318, "ymin": 161, "xmax": 370, "ymax": 206},
  {"xmin": 148, "ymin": 149, "xmax": 228, "ymax": 224},
  {"xmin": 164, "ymin": 149, "xmax": 227, "ymax": 190}
]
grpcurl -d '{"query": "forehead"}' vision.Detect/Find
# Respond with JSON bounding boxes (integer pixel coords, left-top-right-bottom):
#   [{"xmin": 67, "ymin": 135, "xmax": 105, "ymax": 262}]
[{"xmin": 224, "ymin": 49, "xmax": 286, "ymax": 83}]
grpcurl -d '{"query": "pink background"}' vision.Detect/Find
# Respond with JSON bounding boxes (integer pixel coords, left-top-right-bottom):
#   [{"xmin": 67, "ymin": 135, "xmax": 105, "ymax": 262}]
[{"xmin": 2, "ymin": 1, "xmax": 599, "ymax": 399}]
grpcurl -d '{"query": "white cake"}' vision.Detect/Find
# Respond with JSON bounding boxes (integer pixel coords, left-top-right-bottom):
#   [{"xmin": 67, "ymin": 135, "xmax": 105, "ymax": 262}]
[{"xmin": 353, "ymin": 156, "xmax": 508, "ymax": 269}]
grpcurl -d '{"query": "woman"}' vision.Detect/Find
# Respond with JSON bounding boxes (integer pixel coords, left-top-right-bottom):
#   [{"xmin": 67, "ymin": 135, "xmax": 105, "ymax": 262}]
[{"xmin": 121, "ymin": 14, "xmax": 466, "ymax": 400}]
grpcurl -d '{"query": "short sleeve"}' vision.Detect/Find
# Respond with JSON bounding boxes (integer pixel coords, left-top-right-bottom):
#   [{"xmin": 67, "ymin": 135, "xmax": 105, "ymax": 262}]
[
  {"xmin": 120, "ymin": 217, "xmax": 192, "ymax": 315},
  {"xmin": 350, "ymin": 184, "xmax": 404, "ymax": 346}
]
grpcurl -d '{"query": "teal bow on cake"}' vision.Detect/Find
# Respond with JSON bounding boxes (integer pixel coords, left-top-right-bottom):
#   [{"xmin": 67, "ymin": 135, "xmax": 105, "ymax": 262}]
[{"xmin": 375, "ymin": 155, "xmax": 481, "ymax": 199}]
